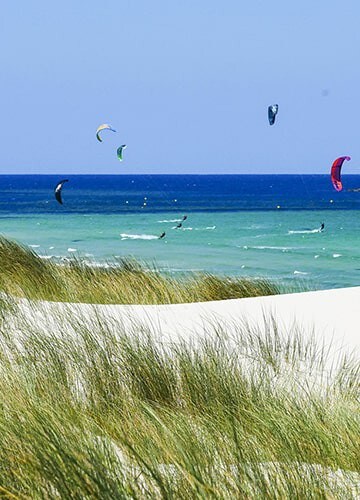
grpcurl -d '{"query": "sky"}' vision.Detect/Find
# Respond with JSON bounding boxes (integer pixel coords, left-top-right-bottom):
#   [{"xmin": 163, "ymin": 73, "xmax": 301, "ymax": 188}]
[{"xmin": 1, "ymin": 0, "xmax": 359, "ymax": 174}]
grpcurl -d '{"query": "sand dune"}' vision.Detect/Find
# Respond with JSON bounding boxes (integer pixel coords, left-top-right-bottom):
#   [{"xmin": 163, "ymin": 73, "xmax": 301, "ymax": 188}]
[{"xmin": 14, "ymin": 287, "xmax": 359, "ymax": 363}]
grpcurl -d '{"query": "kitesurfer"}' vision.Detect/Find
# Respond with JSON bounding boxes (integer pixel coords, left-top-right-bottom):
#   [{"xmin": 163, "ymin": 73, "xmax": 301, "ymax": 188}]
[
  {"xmin": 182, "ymin": 215, "xmax": 187, "ymax": 221},
  {"xmin": 319, "ymin": 223, "xmax": 325, "ymax": 232},
  {"xmin": 159, "ymin": 232, "xmax": 166, "ymax": 239},
  {"xmin": 175, "ymin": 223, "xmax": 183, "ymax": 229}
]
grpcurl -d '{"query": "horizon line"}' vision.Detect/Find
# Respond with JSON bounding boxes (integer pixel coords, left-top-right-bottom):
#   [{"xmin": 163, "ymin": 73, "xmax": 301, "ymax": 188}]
[{"xmin": 0, "ymin": 172, "xmax": 347, "ymax": 176}]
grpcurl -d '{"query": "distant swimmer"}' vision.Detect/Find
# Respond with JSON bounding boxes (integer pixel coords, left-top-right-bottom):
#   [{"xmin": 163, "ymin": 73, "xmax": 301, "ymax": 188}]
[
  {"xmin": 159, "ymin": 232, "xmax": 166, "ymax": 239},
  {"xmin": 319, "ymin": 222, "xmax": 325, "ymax": 232},
  {"xmin": 175, "ymin": 223, "xmax": 183, "ymax": 229},
  {"xmin": 182, "ymin": 215, "xmax": 188, "ymax": 221}
]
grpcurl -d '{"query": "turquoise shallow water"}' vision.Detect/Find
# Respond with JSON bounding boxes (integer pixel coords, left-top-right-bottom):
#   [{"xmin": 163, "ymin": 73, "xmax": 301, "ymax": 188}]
[
  {"xmin": 1, "ymin": 174, "xmax": 360, "ymax": 290},
  {"xmin": 1, "ymin": 210, "xmax": 359, "ymax": 290}
]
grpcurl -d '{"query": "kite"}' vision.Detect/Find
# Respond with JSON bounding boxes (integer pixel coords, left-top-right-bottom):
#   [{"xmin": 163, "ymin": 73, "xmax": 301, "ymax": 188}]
[
  {"xmin": 96, "ymin": 124, "xmax": 116, "ymax": 142},
  {"xmin": 268, "ymin": 104, "xmax": 279, "ymax": 125},
  {"xmin": 330, "ymin": 156, "xmax": 351, "ymax": 192},
  {"xmin": 117, "ymin": 145, "xmax": 127, "ymax": 161},
  {"xmin": 54, "ymin": 179, "xmax": 69, "ymax": 205}
]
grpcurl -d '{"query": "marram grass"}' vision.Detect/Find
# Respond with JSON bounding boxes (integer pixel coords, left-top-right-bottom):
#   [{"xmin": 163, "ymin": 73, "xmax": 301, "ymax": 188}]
[
  {"xmin": 0, "ymin": 297, "xmax": 358, "ymax": 498},
  {"xmin": 0, "ymin": 236, "xmax": 282, "ymax": 304}
]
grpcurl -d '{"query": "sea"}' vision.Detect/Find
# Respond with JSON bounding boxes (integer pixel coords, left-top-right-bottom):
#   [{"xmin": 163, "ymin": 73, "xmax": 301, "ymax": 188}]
[{"xmin": 1, "ymin": 174, "xmax": 360, "ymax": 290}]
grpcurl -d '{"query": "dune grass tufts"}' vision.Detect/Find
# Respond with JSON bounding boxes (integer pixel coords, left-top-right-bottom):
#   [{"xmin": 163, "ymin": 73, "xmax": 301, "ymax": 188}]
[
  {"xmin": 0, "ymin": 299, "xmax": 358, "ymax": 497},
  {"xmin": 0, "ymin": 236, "xmax": 282, "ymax": 304}
]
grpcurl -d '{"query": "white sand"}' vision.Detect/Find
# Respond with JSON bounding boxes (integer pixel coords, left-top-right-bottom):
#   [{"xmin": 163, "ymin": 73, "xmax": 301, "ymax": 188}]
[
  {"xmin": 15, "ymin": 287, "xmax": 359, "ymax": 360},
  {"xmin": 101, "ymin": 286, "xmax": 359, "ymax": 354}
]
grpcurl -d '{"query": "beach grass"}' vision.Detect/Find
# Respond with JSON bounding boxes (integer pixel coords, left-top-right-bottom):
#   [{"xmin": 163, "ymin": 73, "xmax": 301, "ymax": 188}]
[
  {"xmin": 0, "ymin": 236, "xmax": 282, "ymax": 304},
  {"xmin": 0, "ymin": 298, "xmax": 358, "ymax": 497}
]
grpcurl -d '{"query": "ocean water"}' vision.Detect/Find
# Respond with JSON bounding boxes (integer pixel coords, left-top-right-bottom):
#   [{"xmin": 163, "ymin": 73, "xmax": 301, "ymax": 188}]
[{"xmin": 1, "ymin": 174, "xmax": 360, "ymax": 290}]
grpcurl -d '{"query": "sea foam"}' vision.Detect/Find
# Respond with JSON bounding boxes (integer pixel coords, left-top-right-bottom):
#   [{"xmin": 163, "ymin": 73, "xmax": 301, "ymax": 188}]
[{"xmin": 120, "ymin": 233, "xmax": 158, "ymax": 241}]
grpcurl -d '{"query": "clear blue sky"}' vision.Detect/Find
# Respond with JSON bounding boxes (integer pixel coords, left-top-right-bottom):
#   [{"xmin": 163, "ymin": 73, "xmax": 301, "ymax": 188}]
[{"xmin": 1, "ymin": 1, "xmax": 359, "ymax": 174}]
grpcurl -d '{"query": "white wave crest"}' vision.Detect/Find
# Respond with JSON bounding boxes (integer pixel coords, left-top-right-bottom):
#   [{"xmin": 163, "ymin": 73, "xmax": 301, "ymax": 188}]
[
  {"xmin": 120, "ymin": 233, "xmax": 158, "ymax": 241},
  {"xmin": 288, "ymin": 229, "xmax": 320, "ymax": 234},
  {"xmin": 250, "ymin": 245, "xmax": 293, "ymax": 252}
]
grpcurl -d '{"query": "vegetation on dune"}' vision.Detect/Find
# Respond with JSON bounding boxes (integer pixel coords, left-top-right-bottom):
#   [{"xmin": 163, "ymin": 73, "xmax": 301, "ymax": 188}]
[
  {"xmin": 0, "ymin": 237, "xmax": 281, "ymax": 304},
  {"xmin": 0, "ymin": 298, "xmax": 358, "ymax": 497},
  {"xmin": 0, "ymin": 236, "xmax": 356, "ymax": 496}
]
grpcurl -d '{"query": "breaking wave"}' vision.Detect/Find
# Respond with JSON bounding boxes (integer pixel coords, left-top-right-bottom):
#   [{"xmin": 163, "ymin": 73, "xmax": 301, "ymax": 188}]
[
  {"xmin": 288, "ymin": 229, "xmax": 320, "ymax": 234},
  {"xmin": 120, "ymin": 233, "xmax": 159, "ymax": 241}
]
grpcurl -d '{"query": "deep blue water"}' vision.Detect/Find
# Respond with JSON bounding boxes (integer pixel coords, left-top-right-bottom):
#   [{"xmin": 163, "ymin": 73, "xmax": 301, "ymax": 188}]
[{"xmin": 1, "ymin": 174, "xmax": 360, "ymax": 214}]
